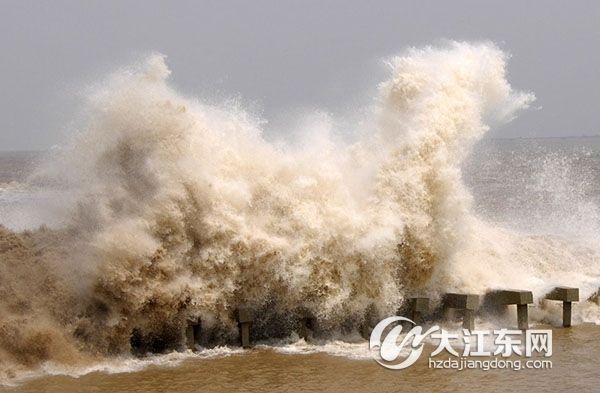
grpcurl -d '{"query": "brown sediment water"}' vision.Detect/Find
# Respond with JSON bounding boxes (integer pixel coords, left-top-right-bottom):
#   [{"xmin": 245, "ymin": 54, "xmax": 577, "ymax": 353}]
[
  {"xmin": 2, "ymin": 324, "xmax": 597, "ymax": 393},
  {"xmin": 0, "ymin": 42, "xmax": 599, "ymax": 386}
]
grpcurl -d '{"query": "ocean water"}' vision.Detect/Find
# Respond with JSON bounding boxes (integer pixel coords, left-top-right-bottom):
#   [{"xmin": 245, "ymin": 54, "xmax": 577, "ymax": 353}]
[
  {"xmin": 0, "ymin": 42, "xmax": 598, "ymax": 390},
  {"xmin": 465, "ymin": 137, "xmax": 600, "ymax": 240},
  {"xmin": 0, "ymin": 318, "xmax": 597, "ymax": 392}
]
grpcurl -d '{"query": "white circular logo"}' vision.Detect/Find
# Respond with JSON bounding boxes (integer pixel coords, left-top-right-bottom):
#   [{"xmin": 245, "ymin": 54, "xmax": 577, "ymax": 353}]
[{"xmin": 369, "ymin": 316, "xmax": 440, "ymax": 369}]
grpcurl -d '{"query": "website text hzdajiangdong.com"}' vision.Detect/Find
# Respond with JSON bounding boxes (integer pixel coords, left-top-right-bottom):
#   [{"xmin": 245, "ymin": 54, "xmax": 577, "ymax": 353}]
[
  {"xmin": 428, "ymin": 357, "xmax": 553, "ymax": 371},
  {"xmin": 369, "ymin": 317, "xmax": 554, "ymax": 371}
]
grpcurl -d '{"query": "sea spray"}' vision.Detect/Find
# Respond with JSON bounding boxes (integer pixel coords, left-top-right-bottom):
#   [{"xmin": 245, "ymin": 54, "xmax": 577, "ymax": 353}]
[{"xmin": 0, "ymin": 42, "xmax": 598, "ymax": 381}]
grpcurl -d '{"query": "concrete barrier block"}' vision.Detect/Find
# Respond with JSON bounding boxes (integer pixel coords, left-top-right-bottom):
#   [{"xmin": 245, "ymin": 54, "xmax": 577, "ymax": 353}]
[
  {"xmin": 545, "ymin": 287, "xmax": 579, "ymax": 302},
  {"xmin": 486, "ymin": 289, "xmax": 533, "ymax": 305},
  {"xmin": 443, "ymin": 293, "xmax": 479, "ymax": 310}
]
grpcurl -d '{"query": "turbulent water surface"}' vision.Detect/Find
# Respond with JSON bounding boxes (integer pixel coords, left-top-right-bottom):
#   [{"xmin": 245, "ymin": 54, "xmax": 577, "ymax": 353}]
[
  {"xmin": 0, "ymin": 42, "xmax": 598, "ymax": 390},
  {"xmin": 2, "ymin": 325, "xmax": 598, "ymax": 393}
]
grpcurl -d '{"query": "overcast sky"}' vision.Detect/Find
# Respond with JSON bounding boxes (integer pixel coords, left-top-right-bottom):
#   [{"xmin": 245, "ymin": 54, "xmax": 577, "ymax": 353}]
[{"xmin": 0, "ymin": 0, "xmax": 599, "ymax": 150}]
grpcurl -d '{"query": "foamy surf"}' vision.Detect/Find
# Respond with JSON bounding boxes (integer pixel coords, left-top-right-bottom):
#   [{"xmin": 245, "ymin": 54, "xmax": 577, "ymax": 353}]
[
  {"xmin": 3, "ymin": 347, "xmax": 245, "ymax": 387},
  {"xmin": 0, "ymin": 41, "xmax": 598, "ymax": 384},
  {"xmin": 9, "ymin": 317, "xmax": 596, "ymax": 387}
]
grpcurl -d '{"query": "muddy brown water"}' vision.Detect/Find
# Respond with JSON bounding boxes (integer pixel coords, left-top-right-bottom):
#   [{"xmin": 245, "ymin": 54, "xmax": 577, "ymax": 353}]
[{"xmin": 2, "ymin": 324, "xmax": 597, "ymax": 393}]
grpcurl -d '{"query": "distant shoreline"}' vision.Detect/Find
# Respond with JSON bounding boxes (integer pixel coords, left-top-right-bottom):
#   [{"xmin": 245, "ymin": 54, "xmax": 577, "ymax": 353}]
[{"xmin": 491, "ymin": 135, "xmax": 600, "ymax": 141}]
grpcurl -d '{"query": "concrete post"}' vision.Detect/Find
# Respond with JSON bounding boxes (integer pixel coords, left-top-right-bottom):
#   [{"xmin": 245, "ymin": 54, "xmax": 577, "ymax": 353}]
[
  {"xmin": 463, "ymin": 309, "xmax": 475, "ymax": 331},
  {"xmin": 236, "ymin": 307, "xmax": 254, "ymax": 348},
  {"xmin": 410, "ymin": 297, "xmax": 429, "ymax": 325},
  {"xmin": 299, "ymin": 317, "xmax": 316, "ymax": 340},
  {"xmin": 360, "ymin": 304, "xmax": 379, "ymax": 339},
  {"xmin": 295, "ymin": 308, "xmax": 316, "ymax": 340},
  {"xmin": 441, "ymin": 293, "xmax": 479, "ymax": 331},
  {"xmin": 185, "ymin": 320, "xmax": 201, "ymax": 350},
  {"xmin": 484, "ymin": 289, "xmax": 533, "ymax": 330},
  {"xmin": 185, "ymin": 323, "xmax": 195, "ymax": 349},
  {"xmin": 240, "ymin": 323, "xmax": 250, "ymax": 348},
  {"xmin": 545, "ymin": 287, "xmax": 579, "ymax": 328},
  {"xmin": 563, "ymin": 302, "xmax": 572, "ymax": 328},
  {"xmin": 298, "ymin": 318, "xmax": 309, "ymax": 340},
  {"xmin": 517, "ymin": 304, "xmax": 528, "ymax": 330}
]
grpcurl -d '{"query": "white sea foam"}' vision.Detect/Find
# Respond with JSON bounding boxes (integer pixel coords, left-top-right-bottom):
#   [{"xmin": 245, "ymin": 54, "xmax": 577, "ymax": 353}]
[{"xmin": 0, "ymin": 41, "xmax": 598, "ymax": 383}]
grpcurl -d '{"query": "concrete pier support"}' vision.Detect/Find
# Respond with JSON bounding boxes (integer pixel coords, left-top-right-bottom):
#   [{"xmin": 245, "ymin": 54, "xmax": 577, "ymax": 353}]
[
  {"xmin": 409, "ymin": 297, "xmax": 429, "ymax": 325},
  {"xmin": 463, "ymin": 309, "xmax": 475, "ymax": 331},
  {"xmin": 563, "ymin": 302, "xmax": 572, "ymax": 327},
  {"xmin": 185, "ymin": 319, "xmax": 201, "ymax": 350},
  {"xmin": 442, "ymin": 293, "xmax": 479, "ymax": 331},
  {"xmin": 360, "ymin": 304, "xmax": 380, "ymax": 339},
  {"xmin": 296, "ymin": 308, "xmax": 317, "ymax": 341},
  {"xmin": 299, "ymin": 317, "xmax": 316, "ymax": 340},
  {"xmin": 236, "ymin": 307, "xmax": 254, "ymax": 348},
  {"xmin": 545, "ymin": 287, "xmax": 579, "ymax": 327},
  {"xmin": 516, "ymin": 305, "xmax": 528, "ymax": 330},
  {"xmin": 485, "ymin": 289, "xmax": 533, "ymax": 330}
]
